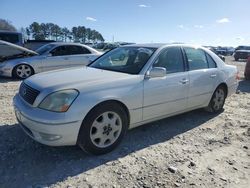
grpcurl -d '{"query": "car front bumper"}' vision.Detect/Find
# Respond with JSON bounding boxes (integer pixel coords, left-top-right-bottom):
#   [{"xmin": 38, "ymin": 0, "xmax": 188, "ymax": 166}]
[
  {"xmin": 13, "ymin": 94, "xmax": 82, "ymax": 146},
  {"xmin": 0, "ymin": 66, "xmax": 12, "ymax": 77}
]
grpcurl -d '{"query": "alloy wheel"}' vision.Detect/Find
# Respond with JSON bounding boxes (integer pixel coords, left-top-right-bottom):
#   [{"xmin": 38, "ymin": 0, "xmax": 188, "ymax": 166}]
[
  {"xmin": 90, "ymin": 111, "xmax": 122, "ymax": 148},
  {"xmin": 212, "ymin": 88, "xmax": 225, "ymax": 111},
  {"xmin": 16, "ymin": 65, "xmax": 32, "ymax": 78}
]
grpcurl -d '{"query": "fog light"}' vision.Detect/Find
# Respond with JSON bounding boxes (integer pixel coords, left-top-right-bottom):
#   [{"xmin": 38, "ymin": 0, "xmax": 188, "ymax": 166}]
[{"xmin": 39, "ymin": 132, "xmax": 62, "ymax": 141}]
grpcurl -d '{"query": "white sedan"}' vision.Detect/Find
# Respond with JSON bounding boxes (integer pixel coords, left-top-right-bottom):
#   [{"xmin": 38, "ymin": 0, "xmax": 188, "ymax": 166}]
[
  {"xmin": 13, "ymin": 44, "xmax": 238, "ymax": 154},
  {"xmin": 0, "ymin": 40, "xmax": 102, "ymax": 78}
]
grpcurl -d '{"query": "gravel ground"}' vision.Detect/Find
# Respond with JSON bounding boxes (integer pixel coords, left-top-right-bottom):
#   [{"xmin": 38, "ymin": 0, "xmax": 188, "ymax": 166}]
[{"xmin": 0, "ymin": 57, "xmax": 249, "ymax": 188}]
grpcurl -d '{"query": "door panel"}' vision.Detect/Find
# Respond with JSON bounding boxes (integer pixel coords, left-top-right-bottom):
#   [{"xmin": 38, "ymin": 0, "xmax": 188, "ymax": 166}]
[
  {"xmin": 183, "ymin": 47, "xmax": 218, "ymax": 108},
  {"xmin": 143, "ymin": 47, "xmax": 188, "ymax": 120},
  {"xmin": 188, "ymin": 69, "xmax": 217, "ymax": 108},
  {"xmin": 42, "ymin": 56, "xmax": 69, "ymax": 72},
  {"xmin": 143, "ymin": 72, "xmax": 189, "ymax": 120},
  {"xmin": 65, "ymin": 54, "xmax": 93, "ymax": 67}
]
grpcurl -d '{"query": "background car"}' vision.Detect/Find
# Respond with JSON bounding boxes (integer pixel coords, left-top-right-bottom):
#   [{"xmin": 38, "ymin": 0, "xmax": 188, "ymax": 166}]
[
  {"xmin": 0, "ymin": 30, "xmax": 24, "ymax": 46},
  {"xmin": 205, "ymin": 46, "xmax": 225, "ymax": 61},
  {"xmin": 13, "ymin": 44, "xmax": 238, "ymax": 155},
  {"xmin": 234, "ymin": 46, "xmax": 250, "ymax": 61},
  {"xmin": 244, "ymin": 57, "xmax": 250, "ymax": 80},
  {"xmin": 0, "ymin": 40, "xmax": 102, "ymax": 78}
]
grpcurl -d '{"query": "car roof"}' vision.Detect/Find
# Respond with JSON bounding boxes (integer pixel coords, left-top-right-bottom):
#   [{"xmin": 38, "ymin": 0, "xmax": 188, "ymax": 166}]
[
  {"xmin": 49, "ymin": 42, "xmax": 86, "ymax": 46},
  {"xmin": 122, "ymin": 43, "xmax": 204, "ymax": 49},
  {"xmin": 125, "ymin": 43, "xmax": 168, "ymax": 48}
]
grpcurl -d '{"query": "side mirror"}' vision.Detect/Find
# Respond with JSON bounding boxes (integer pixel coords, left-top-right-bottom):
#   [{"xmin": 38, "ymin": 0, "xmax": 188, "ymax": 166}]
[{"xmin": 146, "ymin": 67, "xmax": 166, "ymax": 78}]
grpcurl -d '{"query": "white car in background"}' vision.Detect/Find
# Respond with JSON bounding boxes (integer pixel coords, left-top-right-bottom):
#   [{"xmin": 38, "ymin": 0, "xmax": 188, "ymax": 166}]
[
  {"xmin": 0, "ymin": 40, "xmax": 102, "ymax": 78},
  {"xmin": 13, "ymin": 44, "xmax": 238, "ymax": 155}
]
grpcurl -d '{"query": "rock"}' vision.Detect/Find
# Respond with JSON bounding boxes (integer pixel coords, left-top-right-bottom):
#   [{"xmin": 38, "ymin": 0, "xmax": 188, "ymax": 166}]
[
  {"xmin": 243, "ymin": 146, "xmax": 248, "ymax": 149},
  {"xmin": 233, "ymin": 167, "xmax": 238, "ymax": 171},
  {"xmin": 188, "ymin": 161, "xmax": 196, "ymax": 167},
  {"xmin": 174, "ymin": 182, "xmax": 181, "ymax": 187},
  {"xmin": 220, "ymin": 177, "xmax": 227, "ymax": 181},
  {"xmin": 236, "ymin": 90, "xmax": 240, "ymax": 94},
  {"xmin": 168, "ymin": 166, "xmax": 178, "ymax": 173},
  {"xmin": 226, "ymin": 160, "xmax": 235, "ymax": 165}
]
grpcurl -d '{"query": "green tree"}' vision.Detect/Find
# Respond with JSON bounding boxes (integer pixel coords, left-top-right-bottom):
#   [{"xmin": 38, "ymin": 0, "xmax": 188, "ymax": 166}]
[
  {"xmin": 61, "ymin": 27, "xmax": 71, "ymax": 42},
  {"xmin": 29, "ymin": 22, "xmax": 44, "ymax": 40},
  {"xmin": 0, "ymin": 19, "xmax": 16, "ymax": 31},
  {"xmin": 51, "ymin": 24, "xmax": 61, "ymax": 41}
]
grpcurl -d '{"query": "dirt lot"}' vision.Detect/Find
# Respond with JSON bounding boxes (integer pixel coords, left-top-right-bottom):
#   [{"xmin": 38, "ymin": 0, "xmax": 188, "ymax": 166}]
[{"xmin": 0, "ymin": 56, "xmax": 249, "ymax": 188}]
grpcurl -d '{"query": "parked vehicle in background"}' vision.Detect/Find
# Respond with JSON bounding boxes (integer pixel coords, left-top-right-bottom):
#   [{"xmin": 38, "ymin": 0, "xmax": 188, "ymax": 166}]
[
  {"xmin": 234, "ymin": 46, "xmax": 250, "ymax": 61},
  {"xmin": 244, "ymin": 57, "xmax": 250, "ymax": 80},
  {"xmin": 13, "ymin": 44, "xmax": 238, "ymax": 154},
  {"xmin": 103, "ymin": 43, "xmax": 120, "ymax": 51},
  {"xmin": 0, "ymin": 40, "xmax": 102, "ymax": 78},
  {"xmin": 227, "ymin": 47, "xmax": 235, "ymax": 55},
  {"xmin": 93, "ymin": 42, "xmax": 107, "ymax": 50},
  {"xmin": 205, "ymin": 46, "xmax": 225, "ymax": 61},
  {"xmin": 0, "ymin": 31, "xmax": 23, "ymax": 46}
]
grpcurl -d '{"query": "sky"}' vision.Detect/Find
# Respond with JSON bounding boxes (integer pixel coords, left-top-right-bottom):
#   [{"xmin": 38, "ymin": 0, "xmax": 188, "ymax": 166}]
[{"xmin": 0, "ymin": 0, "xmax": 249, "ymax": 46}]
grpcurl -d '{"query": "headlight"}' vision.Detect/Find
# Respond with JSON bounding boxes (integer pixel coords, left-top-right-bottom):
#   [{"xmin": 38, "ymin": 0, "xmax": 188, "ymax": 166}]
[{"xmin": 39, "ymin": 89, "xmax": 79, "ymax": 112}]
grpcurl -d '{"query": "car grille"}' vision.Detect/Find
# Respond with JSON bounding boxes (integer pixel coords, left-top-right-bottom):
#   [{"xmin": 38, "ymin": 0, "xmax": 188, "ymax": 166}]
[{"xmin": 19, "ymin": 82, "xmax": 40, "ymax": 105}]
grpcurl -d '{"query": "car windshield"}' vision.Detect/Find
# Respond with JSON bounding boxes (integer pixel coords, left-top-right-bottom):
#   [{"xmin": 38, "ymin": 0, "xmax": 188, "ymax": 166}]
[
  {"xmin": 89, "ymin": 47, "xmax": 156, "ymax": 74},
  {"xmin": 35, "ymin": 44, "xmax": 56, "ymax": 55}
]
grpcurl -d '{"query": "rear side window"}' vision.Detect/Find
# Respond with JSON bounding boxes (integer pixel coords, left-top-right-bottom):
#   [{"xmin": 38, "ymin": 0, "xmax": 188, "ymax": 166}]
[
  {"xmin": 68, "ymin": 45, "xmax": 91, "ymax": 55},
  {"xmin": 184, "ymin": 47, "xmax": 208, "ymax": 70},
  {"xmin": 153, "ymin": 47, "xmax": 184, "ymax": 73},
  {"xmin": 206, "ymin": 53, "xmax": 217, "ymax": 68}
]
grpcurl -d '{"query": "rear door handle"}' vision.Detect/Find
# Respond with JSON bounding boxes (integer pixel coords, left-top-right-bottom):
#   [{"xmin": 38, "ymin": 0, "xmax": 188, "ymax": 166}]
[
  {"xmin": 210, "ymin": 74, "xmax": 217, "ymax": 78},
  {"xmin": 180, "ymin": 78, "xmax": 189, "ymax": 84}
]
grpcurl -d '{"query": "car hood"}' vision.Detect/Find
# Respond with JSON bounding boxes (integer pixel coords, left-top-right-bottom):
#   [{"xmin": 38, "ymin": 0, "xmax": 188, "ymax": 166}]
[
  {"xmin": 24, "ymin": 67, "xmax": 142, "ymax": 92},
  {"xmin": 0, "ymin": 40, "xmax": 38, "ymax": 56},
  {"xmin": 0, "ymin": 40, "xmax": 38, "ymax": 62}
]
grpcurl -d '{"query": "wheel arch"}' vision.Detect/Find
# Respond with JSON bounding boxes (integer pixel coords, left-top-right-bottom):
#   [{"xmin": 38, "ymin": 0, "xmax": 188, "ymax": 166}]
[
  {"xmin": 83, "ymin": 99, "xmax": 130, "ymax": 125},
  {"xmin": 217, "ymin": 82, "xmax": 228, "ymax": 98}
]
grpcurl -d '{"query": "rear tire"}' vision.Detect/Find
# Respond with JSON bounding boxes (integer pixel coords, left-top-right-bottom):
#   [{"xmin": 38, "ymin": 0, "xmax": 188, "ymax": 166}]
[
  {"xmin": 205, "ymin": 86, "xmax": 226, "ymax": 113},
  {"xmin": 77, "ymin": 102, "xmax": 128, "ymax": 155},
  {"xmin": 13, "ymin": 64, "xmax": 34, "ymax": 79}
]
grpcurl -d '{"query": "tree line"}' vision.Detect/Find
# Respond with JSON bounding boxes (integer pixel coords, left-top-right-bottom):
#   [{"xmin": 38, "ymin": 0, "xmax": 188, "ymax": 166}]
[{"xmin": 0, "ymin": 19, "xmax": 105, "ymax": 43}]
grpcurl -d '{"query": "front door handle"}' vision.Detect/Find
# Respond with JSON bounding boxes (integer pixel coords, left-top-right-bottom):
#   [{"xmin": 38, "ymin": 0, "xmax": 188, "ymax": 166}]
[
  {"xmin": 180, "ymin": 78, "xmax": 189, "ymax": 84},
  {"xmin": 210, "ymin": 74, "xmax": 217, "ymax": 78},
  {"xmin": 63, "ymin": 57, "xmax": 69, "ymax": 60}
]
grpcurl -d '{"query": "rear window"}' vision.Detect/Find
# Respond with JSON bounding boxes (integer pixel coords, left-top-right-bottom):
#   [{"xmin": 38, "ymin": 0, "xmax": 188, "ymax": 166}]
[{"xmin": 0, "ymin": 33, "xmax": 19, "ymax": 43}]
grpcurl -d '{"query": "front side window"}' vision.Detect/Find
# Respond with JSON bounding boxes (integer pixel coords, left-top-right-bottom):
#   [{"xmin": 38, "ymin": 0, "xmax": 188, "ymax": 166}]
[
  {"xmin": 90, "ymin": 47, "xmax": 156, "ymax": 74},
  {"xmin": 50, "ymin": 46, "xmax": 70, "ymax": 56},
  {"xmin": 36, "ymin": 44, "xmax": 55, "ymax": 55},
  {"xmin": 184, "ymin": 47, "xmax": 208, "ymax": 70},
  {"xmin": 153, "ymin": 47, "xmax": 184, "ymax": 73}
]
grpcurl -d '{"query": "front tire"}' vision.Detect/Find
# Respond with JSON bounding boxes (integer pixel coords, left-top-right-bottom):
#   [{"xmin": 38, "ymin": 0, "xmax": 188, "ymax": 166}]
[
  {"xmin": 77, "ymin": 102, "xmax": 128, "ymax": 155},
  {"xmin": 205, "ymin": 86, "xmax": 226, "ymax": 113},
  {"xmin": 13, "ymin": 64, "xmax": 34, "ymax": 79}
]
